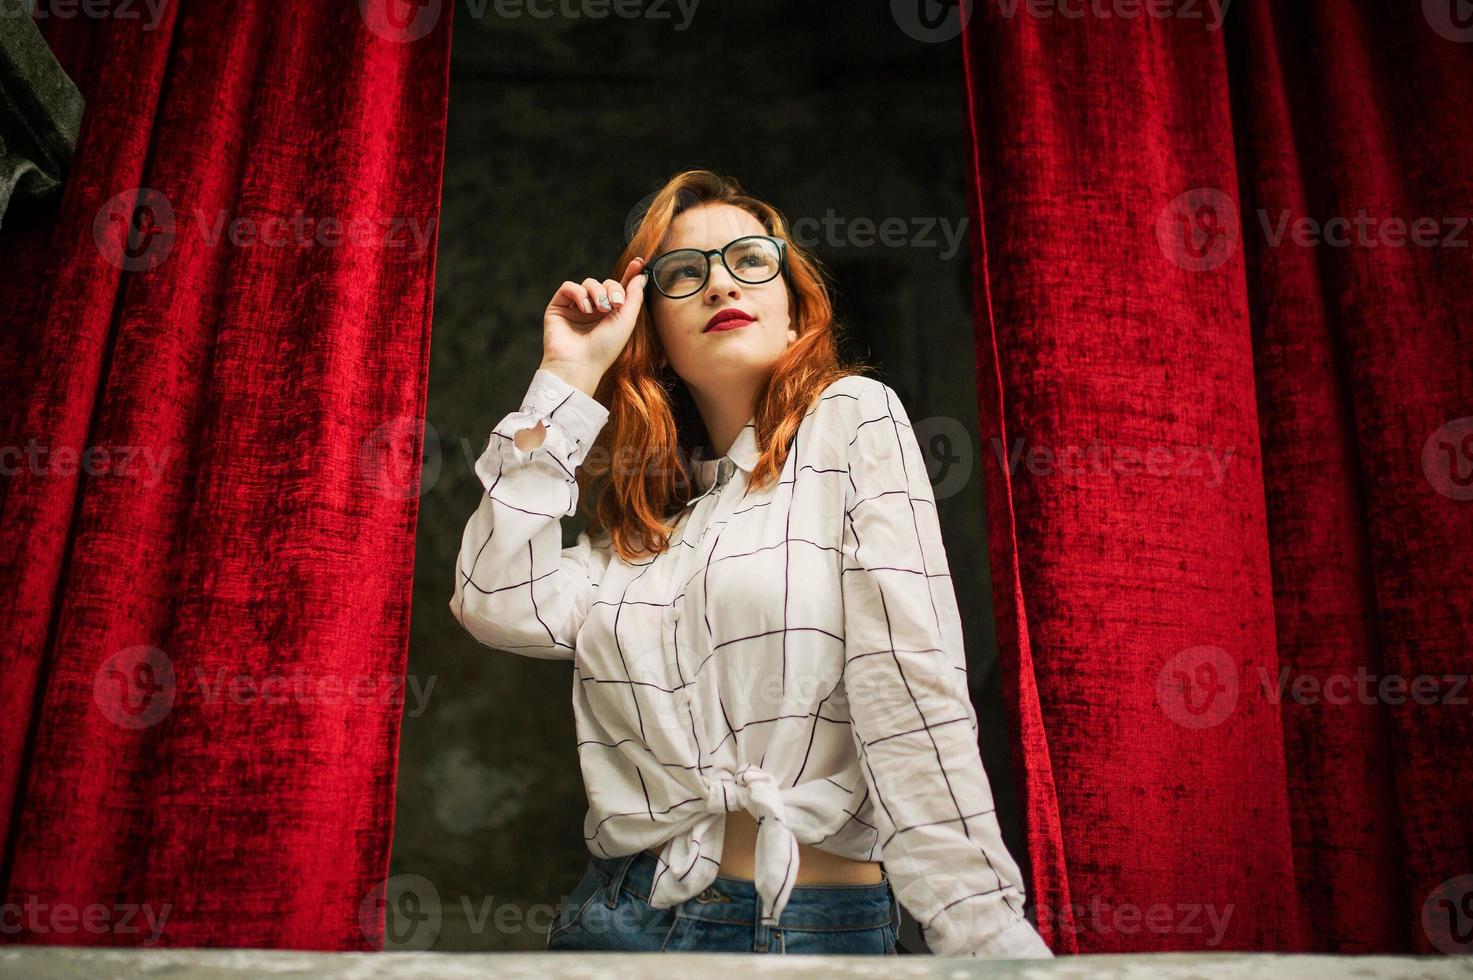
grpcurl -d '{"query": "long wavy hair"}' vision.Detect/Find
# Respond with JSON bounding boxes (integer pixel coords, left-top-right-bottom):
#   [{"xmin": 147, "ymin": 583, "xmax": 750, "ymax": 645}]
[{"xmin": 576, "ymin": 169, "xmax": 872, "ymax": 562}]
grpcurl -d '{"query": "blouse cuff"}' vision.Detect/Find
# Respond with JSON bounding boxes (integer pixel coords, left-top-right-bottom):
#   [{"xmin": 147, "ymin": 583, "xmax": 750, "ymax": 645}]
[
  {"xmin": 520, "ymin": 367, "xmax": 609, "ymax": 447},
  {"xmin": 963, "ymin": 914, "xmax": 1054, "ymax": 959},
  {"xmin": 478, "ymin": 369, "xmax": 609, "ymax": 488}
]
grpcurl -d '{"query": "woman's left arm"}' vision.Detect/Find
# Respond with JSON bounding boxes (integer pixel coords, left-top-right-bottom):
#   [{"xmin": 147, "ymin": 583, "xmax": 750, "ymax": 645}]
[{"xmin": 834, "ymin": 377, "xmax": 1053, "ymax": 959}]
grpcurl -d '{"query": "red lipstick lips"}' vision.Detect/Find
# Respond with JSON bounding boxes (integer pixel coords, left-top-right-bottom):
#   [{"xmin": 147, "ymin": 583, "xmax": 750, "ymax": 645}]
[{"xmin": 704, "ymin": 309, "xmax": 755, "ymax": 332}]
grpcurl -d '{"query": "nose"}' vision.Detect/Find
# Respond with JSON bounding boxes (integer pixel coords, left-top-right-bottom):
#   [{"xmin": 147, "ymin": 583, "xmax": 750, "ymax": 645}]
[{"xmin": 704, "ymin": 257, "xmax": 743, "ymax": 302}]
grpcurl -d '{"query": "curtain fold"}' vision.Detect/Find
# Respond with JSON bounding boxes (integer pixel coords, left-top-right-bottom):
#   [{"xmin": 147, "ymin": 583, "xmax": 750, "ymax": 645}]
[
  {"xmin": 0, "ymin": 0, "xmax": 451, "ymax": 950},
  {"xmin": 961, "ymin": 0, "xmax": 1471, "ymax": 955}
]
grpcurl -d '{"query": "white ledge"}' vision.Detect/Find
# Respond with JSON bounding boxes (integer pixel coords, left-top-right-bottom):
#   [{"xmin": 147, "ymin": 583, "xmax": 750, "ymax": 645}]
[{"xmin": 0, "ymin": 948, "xmax": 1465, "ymax": 979}]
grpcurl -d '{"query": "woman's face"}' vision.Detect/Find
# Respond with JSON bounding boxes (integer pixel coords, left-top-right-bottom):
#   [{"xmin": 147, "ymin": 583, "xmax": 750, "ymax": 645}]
[{"xmin": 647, "ymin": 203, "xmax": 797, "ymax": 397}]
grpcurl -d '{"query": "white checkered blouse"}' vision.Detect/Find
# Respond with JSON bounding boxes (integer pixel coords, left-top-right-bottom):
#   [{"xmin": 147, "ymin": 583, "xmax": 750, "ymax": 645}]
[{"xmin": 450, "ymin": 367, "xmax": 1052, "ymax": 958}]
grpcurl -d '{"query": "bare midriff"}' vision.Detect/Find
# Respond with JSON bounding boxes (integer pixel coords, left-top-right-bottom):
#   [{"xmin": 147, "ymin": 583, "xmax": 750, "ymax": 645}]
[{"xmin": 646, "ymin": 809, "xmax": 883, "ymax": 885}]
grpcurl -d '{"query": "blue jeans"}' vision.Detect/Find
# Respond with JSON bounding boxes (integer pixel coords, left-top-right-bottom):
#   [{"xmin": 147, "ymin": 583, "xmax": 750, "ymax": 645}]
[{"xmin": 546, "ymin": 848, "xmax": 901, "ymax": 954}]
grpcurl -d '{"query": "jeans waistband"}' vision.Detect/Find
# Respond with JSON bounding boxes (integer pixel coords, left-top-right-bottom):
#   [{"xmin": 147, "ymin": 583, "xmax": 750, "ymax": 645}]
[{"xmin": 590, "ymin": 848, "xmax": 899, "ymax": 932}]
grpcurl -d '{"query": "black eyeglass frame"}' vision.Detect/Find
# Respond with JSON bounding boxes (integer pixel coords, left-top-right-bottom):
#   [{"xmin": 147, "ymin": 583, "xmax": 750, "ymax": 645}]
[{"xmin": 644, "ymin": 234, "xmax": 789, "ymax": 299}]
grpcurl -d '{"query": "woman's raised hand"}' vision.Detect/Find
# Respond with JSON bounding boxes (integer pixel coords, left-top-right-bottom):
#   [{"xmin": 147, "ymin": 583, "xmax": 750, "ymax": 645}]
[{"xmin": 540, "ymin": 257, "xmax": 649, "ymax": 396}]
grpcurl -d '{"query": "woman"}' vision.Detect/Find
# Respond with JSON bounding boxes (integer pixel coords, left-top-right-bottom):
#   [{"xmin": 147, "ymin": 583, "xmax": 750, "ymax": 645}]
[{"xmin": 449, "ymin": 169, "xmax": 1053, "ymax": 958}]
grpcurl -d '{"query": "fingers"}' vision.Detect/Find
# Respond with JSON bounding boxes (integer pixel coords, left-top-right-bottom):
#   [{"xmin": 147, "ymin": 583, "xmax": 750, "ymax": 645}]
[
  {"xmin": 602, "ymin": 278, "xmax": 626, "ymax": 311},
  {"xmin": 554, "ymin": 259, "xmax": 647, "ymax": 318},
  {"xmin": 581, "ymin": 277, "xmax": 612, "ymax": 313},
  {"xmin": 556, "ymin": 280, "xmax": 594, "ymax": 315},
  {"xmin": 614, "ymin": 271, "xmax": 646, "ymax": 324},
  {"xmin": 619, "ymin": 256, "xmax": 646, "ymax": 290}
]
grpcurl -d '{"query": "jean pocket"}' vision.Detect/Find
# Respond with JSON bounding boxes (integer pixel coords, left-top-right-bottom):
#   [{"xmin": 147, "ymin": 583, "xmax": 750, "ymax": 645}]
[{"xmin": 547, "ymin": 862, "xmax": 609, "ymax": 947}]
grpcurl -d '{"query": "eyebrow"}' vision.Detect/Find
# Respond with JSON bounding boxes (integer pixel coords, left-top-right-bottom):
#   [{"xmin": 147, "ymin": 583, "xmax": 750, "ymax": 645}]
[{"xmin": 661, "ymin": 235, "xmax": 761, "ymax": 251}]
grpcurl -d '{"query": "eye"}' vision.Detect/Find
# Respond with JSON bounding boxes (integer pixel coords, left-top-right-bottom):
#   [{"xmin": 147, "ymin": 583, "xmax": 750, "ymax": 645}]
[{"xmin": 654, "ymin": 252, "xmax": 704, "ymax": 280}]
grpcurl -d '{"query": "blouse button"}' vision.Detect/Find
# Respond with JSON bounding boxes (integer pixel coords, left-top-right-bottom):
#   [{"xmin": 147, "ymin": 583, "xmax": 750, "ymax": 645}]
[{"xmin": 541, "ymin": 386, "xmax": 557, "ymax": 399}]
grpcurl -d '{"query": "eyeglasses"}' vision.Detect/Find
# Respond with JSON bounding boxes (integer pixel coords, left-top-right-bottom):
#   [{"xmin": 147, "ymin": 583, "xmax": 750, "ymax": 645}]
[{"xmin": 645, "ymin": 235, "xmax": 788, "ymax": 299}]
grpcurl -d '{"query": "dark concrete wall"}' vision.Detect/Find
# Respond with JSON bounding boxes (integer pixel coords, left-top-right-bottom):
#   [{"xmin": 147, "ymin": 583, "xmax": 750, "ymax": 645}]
[{"xmin": 396, "ymin": 0, "xmax": 1024, "ymax": 950}]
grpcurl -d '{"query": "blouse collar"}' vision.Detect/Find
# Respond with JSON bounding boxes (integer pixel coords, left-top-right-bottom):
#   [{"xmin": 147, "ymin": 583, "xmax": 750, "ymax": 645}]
[{"xmin": 690, "ymin": 418, "xmax": 759, "ymax": 499}]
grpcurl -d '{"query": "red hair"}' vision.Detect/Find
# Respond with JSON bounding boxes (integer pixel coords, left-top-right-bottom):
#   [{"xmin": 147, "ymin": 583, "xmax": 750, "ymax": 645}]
[{"xmin": 576, "ymin": 169, "xmax": 872, "ymax": 561}]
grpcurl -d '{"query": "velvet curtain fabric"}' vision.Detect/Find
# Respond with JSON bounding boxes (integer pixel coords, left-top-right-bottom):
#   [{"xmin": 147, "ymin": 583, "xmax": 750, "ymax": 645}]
[
  {"xmin": 960, "ymin": 0, "xmax": 1472, "ymax": 956},
  {"xmin": 0, "ymin": 1, "xmax": 451, "ymax": 949}
]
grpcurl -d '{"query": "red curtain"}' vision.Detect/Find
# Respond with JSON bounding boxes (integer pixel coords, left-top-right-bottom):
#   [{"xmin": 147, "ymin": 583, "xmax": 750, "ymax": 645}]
[
  {"xmin": 0, "ymin": 1, "xmax": 451, "ymax": 949},
  {"xmin": 960, "ymin": 0, "xmax": 1472, "ymax": 956}
]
